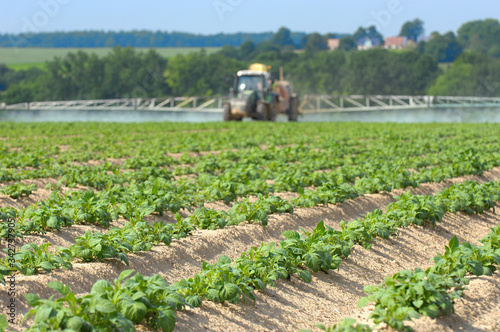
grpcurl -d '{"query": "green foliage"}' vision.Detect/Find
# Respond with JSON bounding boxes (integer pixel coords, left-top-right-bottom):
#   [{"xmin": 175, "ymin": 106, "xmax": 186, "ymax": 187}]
[
  {"xmin": 165, "ymin": 50, "xmax": 245, "ymax": 96},
  {"xmin": 359, "ymin": 268, "xmax": 459, "ymax": 331},
  {"xmin": 23, "ymin": 270, "xmax": 186, "ymax": 332},
  {"xmin": 341, "ymin": 49, "xmax": 439, "ymax": 95},
  {"xmin": 399, "ymin": 18, "xmax": 425, "ymax": 41},
  {"xmin": 303, "ymin": 33, "xmax": 329, "ymax": 54},
  {"xmin": 428, "ymin": 52, "xmax": 500, "ymax": 96},
  {"xmin": 229, "ymin": 195, "xmax": 293, "ymax": 226},
  {"xmin": 0, "ymin": 183, "xmax": 37, "ymax": 199},
  {"xmin": 0, "ymin": 243, "xmax": 72, "ymax": 283},
  {"xmin": 338, "ymin": 37, "xmax": 357, "ymax": 52},
  {"xmin": 356, "ymin": 223, "xmax": 500, "ymax": 331},
  {"xmin": 418, "ymin": 31, "xmax": 463, "ymax": 63},
  {"xmin": 0, "ymin": 315, "xmax": 6, "ymax": 332},
  {"xmin": 301, "ymin": 318, "xmax": 372, "ymax": 332},
  {"xmin": 457, "ymin": 19, "xmax": 500, "ymax": 57}
]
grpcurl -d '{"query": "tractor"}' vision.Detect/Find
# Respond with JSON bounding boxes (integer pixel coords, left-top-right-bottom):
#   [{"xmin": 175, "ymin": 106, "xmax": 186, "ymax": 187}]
[{"xmin": 223, "ymin": 63, "xmax": 299, "ymax": 121}]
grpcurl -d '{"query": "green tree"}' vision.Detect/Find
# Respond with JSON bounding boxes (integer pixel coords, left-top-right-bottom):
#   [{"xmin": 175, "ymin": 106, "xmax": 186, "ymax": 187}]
[
  {"xmin": 429, "ymin": 52, "xmax": 500, "ymax": 96},
  {"xmin": 239, "ymin": 40, "xmax": 256, "ymax": 60},
  {"xmin": 271, "ymin": 27, "xmax": 294, "ymax": 47},
  {"xmin": 286, "ymin": 51, "xmax": 346, "ymax": 95},
  {"xmin": 419, "ymin": 32, "xmax": 463, "ymax": 62},
  {"xmin": 338, "ymin": 36, "xmax": 357, "ymax": 51},
  {"xmin": 342, "ymin": 49, "xmax": 438, "ymax": 95},
  {"xmin": 413, "ymin": 54, "xmax": 440, "ymax": 94},
  {"xmin": 220, "ymin": 45, "xmax": 239, "ymax": 59},
  {"xmin": 304, "ymin": 33, "xmax": 328, "ymax": 54},
  {"xmin": 399, "ymin": 18, "xmax": 425, "ymax": 41},
  {"xmin": 165, "ymin": 51, "xmax": 245, "ymax": 96},
  {"xmin": 457, "ymin": 19, "xmax": 500, "ymax": 56}
]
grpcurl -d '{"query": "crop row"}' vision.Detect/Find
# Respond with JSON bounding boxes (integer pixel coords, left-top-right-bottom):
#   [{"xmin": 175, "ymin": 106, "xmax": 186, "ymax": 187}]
[
  {"xmin": 2, "ymin": 178, "xmax": 498, "ymax": 283},
  {"xmin": 6, "ymin": 179, "xmax": 499, "ymax": 331},
  {"xmin": 309, "ymin": 224, "xmax": 500, "ymax": 332}
]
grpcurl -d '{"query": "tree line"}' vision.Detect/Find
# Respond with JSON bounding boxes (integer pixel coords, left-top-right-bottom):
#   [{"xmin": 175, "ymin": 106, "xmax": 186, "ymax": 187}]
[
  {"xmin": 2, "ymin": 18, "xmax": 499, "ymax": 59},
  {"xmin": 0, "ymin": 30, "xmax": 306, "ymax": 48},
  {"xmin": 1, "ymin": 19, "xmax": 499, "ymax": 104}
]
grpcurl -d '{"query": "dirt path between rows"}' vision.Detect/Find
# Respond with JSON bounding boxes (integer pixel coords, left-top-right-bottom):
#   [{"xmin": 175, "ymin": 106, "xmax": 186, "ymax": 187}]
[{"xmin": 1, "ymin": 167, "xmax": 499, "ymax": 331}]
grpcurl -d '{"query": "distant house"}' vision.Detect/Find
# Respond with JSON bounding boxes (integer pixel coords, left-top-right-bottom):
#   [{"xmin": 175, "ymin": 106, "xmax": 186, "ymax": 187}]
[
  {"xmin": 384, "ymin": 36, "xmax": 407, "ymax": 49},
  {"xmin": 327, "ymin": 38, "xmax": 340, "ymax": 51},
  {"xmin": 357, "ymin": 37, "xmax": 382, "ymax": 51},
  {"xmin": 405, "ymin": 39, "xmax": 417, "ymax": 50}
]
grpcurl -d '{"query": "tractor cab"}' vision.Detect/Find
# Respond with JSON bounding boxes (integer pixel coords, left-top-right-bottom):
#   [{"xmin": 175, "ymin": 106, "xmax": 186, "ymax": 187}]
[{"xmin": 233, "ymin": 70, "xmax": 271, "ymax": 101}]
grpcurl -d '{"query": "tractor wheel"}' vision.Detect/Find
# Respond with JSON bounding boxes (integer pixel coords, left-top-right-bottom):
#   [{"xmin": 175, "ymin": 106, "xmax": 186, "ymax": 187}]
[
  {"xmin": 269, "ymin": 101, "xmax": 278, "ymax": 122},
  {"xmin": 223, "ymin": 104, "xmax": 232, "ymax": 121},
  {"xmin": 256, "ymin": 103, "xmax": 269, "ymax": 121},
  {"xmin": 288, "ymin": 97, "xmax": 299, "ymax": 122}
]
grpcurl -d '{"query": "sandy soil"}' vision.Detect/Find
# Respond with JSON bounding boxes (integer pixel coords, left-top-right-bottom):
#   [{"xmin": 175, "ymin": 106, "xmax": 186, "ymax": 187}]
[{"xmin": 1, "ymin": 167, "xmax": 499, "ymax": 331}]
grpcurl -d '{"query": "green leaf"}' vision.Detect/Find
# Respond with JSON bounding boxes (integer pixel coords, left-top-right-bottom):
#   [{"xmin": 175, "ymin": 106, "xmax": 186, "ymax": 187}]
[
  {"xmin": 219, "ymin": 282, "xmax": 239, "ymax": 301},
  {"xmin": 421, "ymin": 304, "xmax": 440, "ymax": 318},
  {"xmin": 304, "ymin": 252, "xmax": 320, "ymax": 272},
  {"xmin": 282, "ymin": 230, "xmax": 300, "ymax": 240},
  {"xmin": 357, "ymin": 297, "xmax": 370, "ymax": 308},
  {"xmin": 158, "ymin": 308, "xmax": 176, "ymax": 332},
  {"xmin": 88, "ymin": 237, "xmax": 101, "ymax": 247},
  {"xmin": 91, "ymin": 280, "xmax": 111, "ymax": 295},
  {"xmin": 117, "ymin": 269, "xmax": 134, "ymax": 283},
  {"xmin": 117, "ymin": 253, "xmax": 130, "ymax": 266},
  {"xmin": 47, "ymin": 216, "xmax": 60, "ymax": 229},
  {"xmin": 448, "ymin": 236, "xmax": 459, "ymax": 251},
  {"xmin": 95, "ymin": 299, "xmax": 116, "ymax": 314},
  {"xmin": 185, "ymin": 295, "xmax": 202, "ymax": 308},
  {"xmin": 297, "ymin": 270, "xmax": 312, "ymax": 283},
  {"xmin": 33, "ymin": 304, "xmax": 54, "ymax": 323},
  {"xmin": 121, "ymin": 301, "xmax": 147, "ymax": 324},
  {"xmin": 47, "ymin": 281, "xmax": 69, "ymax": 295},
  {"xmin": 468, "ymin": 261, "xmax": 485, "ymax": 276},
  {"xmin": 218, "ymin": 255, "xmax": 231, "ymax": 265},
  {"xmin": 77, "ymin": 249, "xmax": 93, "ymax": 260},
  {"xmin": 38, "ymin": 261, "xmax": 54, "ymax": 272},
  {"xmin": 0, "ymin": 315, "xmax": 7, "ymax": 332},
  {"xmin": 412, "ymin": 299, "xmax": 424, "ymax": 308},
  {"xmin": 140, "ymin": 205, "xmax": 155, "ymax": 217},
  {"xmin": 65, "ymin": 316, "xmax": 85, "ymax": 331},
  {"xmin": 363, "ymin": 285, "xmax": 377, "ymax": 294},
  {"xmin": 25, "ymin": 293, "xmax": 41, "ymax": 307},
  {"xmin": 206, "ymin": 289, "xmax": 219, "ymax": 301}
]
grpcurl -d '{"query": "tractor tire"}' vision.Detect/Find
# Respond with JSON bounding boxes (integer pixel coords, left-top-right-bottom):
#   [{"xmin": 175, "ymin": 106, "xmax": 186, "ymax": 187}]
[
  {"xmin": 288, "ymin": 97, "xmax": 299, "ymax": 122},
  {"xmin": 269, "ymin": 107, "xmax": 277, "ymax": 122},
  {"xmin": 256, "ymin": 103, "xmax": 269, "ymax": 121},
  {"xmin": 223, "ymin": 104, "xmax": 232, "ymax": 121},
  {"xmin": 269, "ymin": 99, "xmax": 278, "ymax": 122}
]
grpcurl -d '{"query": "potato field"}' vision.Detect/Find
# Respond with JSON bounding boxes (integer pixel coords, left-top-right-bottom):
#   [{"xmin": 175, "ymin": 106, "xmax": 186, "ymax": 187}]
[{"xmin": 0, "ymin": 122, "xmax": 499, "ymax": 332}]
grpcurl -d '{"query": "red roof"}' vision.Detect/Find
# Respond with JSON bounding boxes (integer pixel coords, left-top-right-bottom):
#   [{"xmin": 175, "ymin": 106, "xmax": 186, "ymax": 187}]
[{"xmin": 385, "ymin": 36, "xmax": 406, "ymax": 46}]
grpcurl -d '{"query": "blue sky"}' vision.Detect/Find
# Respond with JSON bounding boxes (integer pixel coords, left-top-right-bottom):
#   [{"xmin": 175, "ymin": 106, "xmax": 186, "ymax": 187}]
[{"xmin": 1, "ymin": 0, "xmax": 499, "ymax": 37}]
